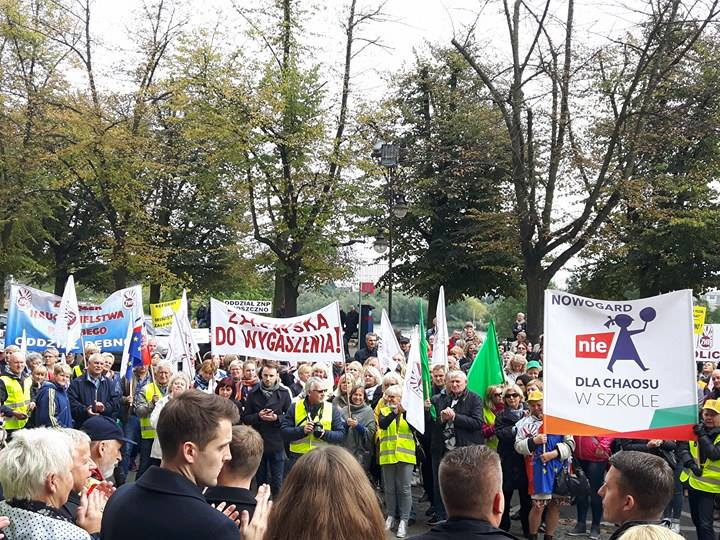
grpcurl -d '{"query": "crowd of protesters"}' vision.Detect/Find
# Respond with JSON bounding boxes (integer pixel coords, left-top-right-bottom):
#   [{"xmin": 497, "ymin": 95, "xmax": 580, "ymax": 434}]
[{"xmin": 0, "ymin": 309, "xmax": 710, "ymax": 539}]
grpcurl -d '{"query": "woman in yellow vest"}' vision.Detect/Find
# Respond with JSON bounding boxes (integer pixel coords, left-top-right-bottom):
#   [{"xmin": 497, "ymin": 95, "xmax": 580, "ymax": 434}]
[
  {"xmin": 482, "ymin": 384, "xmax": 505, "ymax": 450},
  {"xmin": 678, "ymin": 398, "xmax": 720, "ymax": 540},
  {"xmin": 0, "ymin": 351, "xmax": 33, "ymax": 437},
  {"xmin": 378, "ymin": 384, "xmax": 416, "ymax": 539}
]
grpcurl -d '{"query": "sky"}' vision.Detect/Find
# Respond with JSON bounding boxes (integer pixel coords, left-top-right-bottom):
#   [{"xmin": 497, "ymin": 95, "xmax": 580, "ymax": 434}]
[{"xmin": 85, "ymin": 0, "xmax": 646, "ymax": 291}]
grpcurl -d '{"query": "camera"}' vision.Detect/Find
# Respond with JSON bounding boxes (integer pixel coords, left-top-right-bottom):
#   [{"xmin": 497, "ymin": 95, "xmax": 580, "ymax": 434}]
[{"xmin": 312, "ymin": 422, "xmax": 325, "ymax": 438}]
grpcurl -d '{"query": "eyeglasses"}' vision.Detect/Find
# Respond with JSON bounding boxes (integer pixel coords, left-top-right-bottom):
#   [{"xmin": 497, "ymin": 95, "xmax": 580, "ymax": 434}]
[
  {"xmin": 493, "ymin": 393, "xmax": 503, "ymax": 397},
  {"xmin": 505, "ymin": 393, "xmax": 519, "ymax": 398}
]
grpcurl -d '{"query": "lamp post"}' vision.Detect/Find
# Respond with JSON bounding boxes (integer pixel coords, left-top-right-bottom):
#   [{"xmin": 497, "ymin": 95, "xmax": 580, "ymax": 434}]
[{"xmin": 372, "ymin": 142, "xmax": 404, "ymax": 321}]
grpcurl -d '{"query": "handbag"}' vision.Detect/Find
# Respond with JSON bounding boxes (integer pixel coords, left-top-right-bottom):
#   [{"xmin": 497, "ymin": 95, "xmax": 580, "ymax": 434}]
[{"xmin": 553, "ymin": 458, "xmax": 592, "ymax": 497}]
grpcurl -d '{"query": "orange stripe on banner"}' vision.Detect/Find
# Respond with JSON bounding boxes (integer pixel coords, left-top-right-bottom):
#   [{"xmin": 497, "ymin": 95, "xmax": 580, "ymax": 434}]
[{"xmin": 544, "ymin": 415, "xmax": 695, "ymax": 441}]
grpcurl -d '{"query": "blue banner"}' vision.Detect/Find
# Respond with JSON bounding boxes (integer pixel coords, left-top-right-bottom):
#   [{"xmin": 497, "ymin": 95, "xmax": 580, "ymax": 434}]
[{"xmin": 5, "ymin": 283, "xmax": 143, "ymax": 353}]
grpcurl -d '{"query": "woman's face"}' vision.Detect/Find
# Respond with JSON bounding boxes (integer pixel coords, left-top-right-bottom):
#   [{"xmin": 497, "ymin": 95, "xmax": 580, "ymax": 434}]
[
  {"xmin": 312, "ymin": 369, "xmax": 325, "ymax": 379},
  {"xmin": 365, "ymin": 358, "xmax": 379, "ymax": 369},
  {"xmin": 491, "ymin": 389, "xmax": 504, "ymax": 404},
  {"xmin": 385, "ymin": 394, "xmax": 400, "ymax": 406},
  {"xmin": 516, "ymin": 380, "xmax": 526, "ymax": 393},
  {"xmin": 230, "ymin": 365, "xmax": 242, "ymax": 379},
  {"xmin": 339, "ymin": 379, "xmax": 350, "ymax": 393},
  {"xmin": 527, "ymin": 368, "xmax": 540, "ymax": 379},
  {"xmin": 511, "ymin": 361, "xmax": 524, "ymax": 373},
  {"xmin": 526, "ymin": 383, "xmax": 538, "ymax": 394},
  {"xmin": 219, "ymin": 385, "xmax": 233, "ymax": 398},
  {"xmin": 171, "ymin": 379, "xmax": 188, "ymax": 397},
  {"xmin": 347, "ymin": 366, "xmax": 360, "ymax": 378},
  {"xmin": 505, "ymin": 391, "xmax": 522, "ymax": 409},
  {"xmin": 201, "ymin": 370, "xmax": 213, "ymax": 382},
  {"xmin": 364, "ymin": 371, "xmax": 376, "ymax": 386},
  {"xmin": 350, "ymin": 388, "xmax": 365, "ymax": 406}
]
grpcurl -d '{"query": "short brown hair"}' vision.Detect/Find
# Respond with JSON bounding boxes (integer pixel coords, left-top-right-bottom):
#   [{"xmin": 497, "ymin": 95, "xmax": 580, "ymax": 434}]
[
  {"xmin": 609, "ymin": 451, "xmax": 673, "ymax": 518},
  {"xmin": 157, "ymin": 390, "xmax": 240, "ymax": 461},
  {"xmin": 225, "ymin": 426, "xmax": 263, "ymax": 478},
  {"xmin": 439, "ymin": 445, "xmax": 501, "ymax": 516}
]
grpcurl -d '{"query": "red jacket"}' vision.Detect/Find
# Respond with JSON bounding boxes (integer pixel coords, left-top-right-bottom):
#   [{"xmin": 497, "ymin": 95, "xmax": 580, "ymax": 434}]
[{"xmin": 575, "ymin": 435, "xmax": 613, "ymax": 462}]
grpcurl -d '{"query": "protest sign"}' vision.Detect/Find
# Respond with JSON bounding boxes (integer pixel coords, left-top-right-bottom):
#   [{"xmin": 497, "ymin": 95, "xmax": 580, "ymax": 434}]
[
  {"xmin": 5, "ymin": 283, "xmax": 143, "ymax": 353},
  {"xmin": 211, "ymin": 298, "xmax": 343, "ymax": 363},
  {"xmin": 222, "ymin": 299, "xmax": 272, "ymax": 314},
  {"xmin": 696, "ymin": 324, "xmax": 720, "ymax": 362},
  {"xmin": 694, "ymin": 305, "xmax": 707, "ymax": 334},
  {"xmin": 544, "ymin": 289, "xmax": 696, "ymax": 440},
  {"xmin": 149, "ymin": 298, "xmax": 182, "ymax": 329}
]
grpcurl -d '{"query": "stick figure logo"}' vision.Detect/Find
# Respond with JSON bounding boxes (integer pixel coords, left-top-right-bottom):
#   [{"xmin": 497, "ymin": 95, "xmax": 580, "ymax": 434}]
[
  {"xmin": 574, "ymin": 307, "xmax": 656, "ymax": 373},
  {"xmin": 602, "ymin": 307, "xmax": 656, "ymax": 373}
]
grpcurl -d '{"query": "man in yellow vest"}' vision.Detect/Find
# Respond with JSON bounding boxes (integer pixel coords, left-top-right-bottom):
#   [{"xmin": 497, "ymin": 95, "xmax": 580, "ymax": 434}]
[
  {"xmin": 281, "ymin": 376, "xmax": 346, "ymax": 470},
  {"xmin": 0, "ymin": 351, "xmax": 33, "ymax": 439},
  {"xmin": 678, "ymin": 398, "xmax": 720, "ymax": 540},
  {"xmin": 134, "ymin": 361, "xmax": 171, "ymax": 478}
]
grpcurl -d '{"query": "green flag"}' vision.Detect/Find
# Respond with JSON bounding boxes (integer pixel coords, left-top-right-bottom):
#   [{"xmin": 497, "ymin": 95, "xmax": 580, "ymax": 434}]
[
  {"xmin": 419, "ymin": 301, "xmax": 436, "ymax": 419},
  {"xmin": 467, "ymin": 320, "xmax": 505, "ymax": 397}
]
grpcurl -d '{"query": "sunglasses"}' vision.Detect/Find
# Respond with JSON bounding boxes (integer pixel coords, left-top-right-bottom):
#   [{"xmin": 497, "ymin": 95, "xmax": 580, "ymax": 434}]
[
  {"xmin": 493, "ymin": 393, "xmax": 503, "ymax": 397},
  {"xmin": 505, "ymin": 393, "xmax": 519, "ymax": 398}
]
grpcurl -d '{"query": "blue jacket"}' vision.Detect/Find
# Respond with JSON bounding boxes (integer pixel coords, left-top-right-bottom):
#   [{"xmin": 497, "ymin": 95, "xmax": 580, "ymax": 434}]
[
  {"xmin": 34, "ymin": 381, "xmax": 73, "ymax": 428},
  {"xmin": 101, "ymin": 466, "xmax": 238, "ymax": 540},
  {"xmin": 68, "ymin": 372, "xmax": 121, "ymax": 425},
  {"xmin": 281, "ymin": 399, "xmax": 347, "ymax": 451}
]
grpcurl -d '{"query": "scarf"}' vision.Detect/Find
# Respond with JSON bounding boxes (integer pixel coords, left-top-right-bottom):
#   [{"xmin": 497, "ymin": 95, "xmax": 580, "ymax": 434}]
[
  {"xmin": 260, "ymin": 380, "xmax": 280, "ymax": 399},
  {"xmin": 7, "ymin": 499, "xmax": 72, "ymax": 523},
  {"xmin": 194, "ymin": 373, "xmax": 209, "ymax": 391}
]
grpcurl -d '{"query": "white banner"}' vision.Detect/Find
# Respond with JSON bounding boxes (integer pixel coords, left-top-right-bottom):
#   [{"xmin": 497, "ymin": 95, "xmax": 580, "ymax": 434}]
[
  {"xmin": 378, "ymin": 309, "xmax": 401, "ymax": 373},
  {"xmin": 167, "ymin": 290, "xmax": 199, "ymax": 378},
  {"xmin": 696, "ymin": 324, "xmax": 720, "ymax": 362},
  {"xmin": 401, "ymin": 326, "xmax": 425, "ymax": 434},
  {"xmin": 222, "ymin": 299, "xmax": 272, "ymax": 314},
  {"xmin": 210, "ymin": 298, "xmax": 344, "ymax": 363},
  {"xmin": 433, "ymin": 286, "xmax": 449, "ymax": 368},
  {"xmin": 53, "ymin": 275, "xmax": 82, "ymax": 353},
  {"xmin": 544, "ymin": 289, "xmax": 697, "ymax": 440}
]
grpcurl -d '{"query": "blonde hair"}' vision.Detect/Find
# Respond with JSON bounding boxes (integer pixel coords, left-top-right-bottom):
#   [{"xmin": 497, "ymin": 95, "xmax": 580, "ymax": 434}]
[
  {"xmin": 54, "ymin": 363, "xmax": 72, "ymax": 377},
  {"xmin": 619, "ymin": 525, "xmax": 684, "ymax": 540},
  {"xmin": 384, "ymin": 384, "xmax": 402, "ymax": 399},
  {"xmin": 503, "ymin": 384, "xmax": 525, "ymax": 401}
]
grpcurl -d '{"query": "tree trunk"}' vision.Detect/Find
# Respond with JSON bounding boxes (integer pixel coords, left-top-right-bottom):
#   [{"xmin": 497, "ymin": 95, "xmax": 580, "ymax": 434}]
[
  {"xmin": 282, "ymin": 274, "xmax": 299, "ymax": 318},
  {"xmin": 54, "ymin": 270, "xmax": 68, "ymax": 296},
  {"xmin": 113, "ymin": 267, "xmax": 127, "ymax": 291},
  {"xmin": 524, "ymin": 262, "xmax": 550, "ymax": 343},
  {"xmin": 0, "ymin": 271, "xmax": 5, "ymax": 312},
  {"xmin": 149, "ymin": 283, "xmax": 161, "ymax": 304},
  {"xmin": 426, "ymin": 285, "xmax": 440, "ymax": 331},
  {"xmin": 272, "ymin": 267, "xmax": 285, "ymax": 317}
]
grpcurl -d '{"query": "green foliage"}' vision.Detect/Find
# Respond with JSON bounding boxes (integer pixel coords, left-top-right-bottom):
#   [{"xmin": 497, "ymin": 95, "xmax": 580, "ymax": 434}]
[
  {"xmin": 374, "ymin": 47, "xmax": 521, "ymax": 307},
  {"xmin": 484, "ymin": 293, "xmax": 527, "ymax": 341}
]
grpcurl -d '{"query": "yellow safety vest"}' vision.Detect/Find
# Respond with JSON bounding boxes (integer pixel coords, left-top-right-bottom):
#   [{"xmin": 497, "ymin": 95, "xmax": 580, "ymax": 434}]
[
  {"xmin": 680, "ymin": 433, "xmax": 720, "ymax": 493},
  {"xmin": 139, "ymin": 382, "xmax": 167, "ymax": 439},
  {"xmin": 1, "ymin": 374, "xmax": 32, "ymax": 430},
  {"xmin": 378, "ymin": 407, "xmax": 416, "ymax": 466},
  {"xmin": 484, "ymin": 407, "xmax": 498, "ymax": 450},
  {"xmin": 289, "ymin": 400, "xmax": 332, "ymax": 455}
]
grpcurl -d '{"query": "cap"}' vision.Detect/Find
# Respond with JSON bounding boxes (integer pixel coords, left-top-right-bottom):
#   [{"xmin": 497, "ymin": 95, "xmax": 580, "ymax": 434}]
[
  {"xmin": 703, "ymin": 399, "xmax": 720, "ymax": 415},
  {"xmin": 81, "ymin": 416, "xmax": 136, "ymax": 445},
  {"xmin": 398, "ymin": 336, "xmax": 410, "ymax": 345},
  {"xmin": 526, "ymin": 389, "xmax": 544, "ymax": 402},
  {"xmin": 526, "ymin": 360, "xmax": 542, "ymax": 370}
]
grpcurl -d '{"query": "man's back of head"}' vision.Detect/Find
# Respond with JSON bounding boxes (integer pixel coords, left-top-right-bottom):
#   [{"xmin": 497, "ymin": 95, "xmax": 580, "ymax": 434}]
[
  {"xmin": 600, "ymin": 450, "xmax": 673, "ymax": 526},
  {"xmin": 218, "ymin": 425, "xmax": 264, "ymax": 486},
  {"xmin": 439, "ymin": 445, "xmax": 504, "ymax": 526}
]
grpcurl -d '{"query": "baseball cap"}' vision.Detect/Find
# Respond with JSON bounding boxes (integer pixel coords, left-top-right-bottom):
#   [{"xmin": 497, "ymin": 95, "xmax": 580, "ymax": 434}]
[
  {"xmin": 703, "ymin": 399, "xmax": 720, "ymax": 415},
  {"xmin": 526, "ymin": 390, "xmax": 544, "ymax": 402},
  {"xmin": 526, "ymin": 360, "xmax": 542, "ymax": 370},
  {"xmin": 81, "ymin": 416, "xmax": 136, "ymax": 445}
]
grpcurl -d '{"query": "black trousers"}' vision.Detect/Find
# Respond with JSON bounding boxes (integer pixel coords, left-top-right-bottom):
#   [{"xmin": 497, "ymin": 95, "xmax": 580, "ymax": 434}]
[{"xmin": 688, "ymin": 486, "xmax": 717, "ymax": 540}]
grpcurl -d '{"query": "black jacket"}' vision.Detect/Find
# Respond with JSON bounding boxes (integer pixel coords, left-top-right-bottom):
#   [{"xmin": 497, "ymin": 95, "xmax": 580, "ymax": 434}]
[
  {"xmin": 68, "ymin": 372, "xmax": 121, "ymax": 425},
  {"xmin": 608, "ymin": 520, "xmax": 666, "ymax": 540},
  {"xmin": 494, "ymin": 404, "xmax": 529, "ymax": 490},
  {"xmin": 101, "ymin": 466, "xmax": 238, "ymax": 540},
  {"xmin": 615, "ymin": 438, "xmax": 678, "ymax": 468},
  {"xmin": 204, "ymin": 486, "xmax": 256, "ymax": 518},
  {"xmin": 354, "ymin": 347, "xmax": 377, "ymax": 363},
  {"xmin": 430, "ymin": 389, "xmax": 485, "ymax": 456},
  {"xmin": 243, "ymin": 385, "xmax": 293, "ymax": 454},
  {"xmin": 412, "ymin": 517, "xmax": 519, "ymax": 540}
]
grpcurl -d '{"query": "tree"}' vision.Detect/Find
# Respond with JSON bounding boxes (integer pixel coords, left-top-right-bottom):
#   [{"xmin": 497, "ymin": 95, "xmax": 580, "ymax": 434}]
[
  {"xmin": 569, "ymin": 36, "xmax": 720, "ymax": 299},
  {"xmin": 228, "ymin": 0, "xmax": 388, "ymax": 316},
  {"xmin": 452, "ymin": 0, "xmax": 720, "ymax": 339},
  {"xmin": 381, "ymin": 47, "xmax": 521, "ymax": 320}
]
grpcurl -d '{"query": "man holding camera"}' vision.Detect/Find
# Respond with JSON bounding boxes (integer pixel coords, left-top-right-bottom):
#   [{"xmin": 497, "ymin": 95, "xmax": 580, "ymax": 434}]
[{"xmin": 281, "ymin": 376, "xmax": 346, "ymax": 471}]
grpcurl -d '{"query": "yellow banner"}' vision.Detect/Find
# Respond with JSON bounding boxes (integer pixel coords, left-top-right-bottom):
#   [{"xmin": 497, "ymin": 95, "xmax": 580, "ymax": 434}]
[
  {"xmin": 694, "ymin": 306, "xmax": 707, "ymax": 335},
  {"xmin": 150, "ymin": 298, "xmax": 182, "ymax": 329}
]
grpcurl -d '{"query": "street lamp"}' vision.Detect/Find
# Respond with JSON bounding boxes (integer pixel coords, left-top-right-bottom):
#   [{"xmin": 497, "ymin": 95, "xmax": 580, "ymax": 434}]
[{"xmin": 372, "ymin": 141, "xmax": 404, "ymax": 321}]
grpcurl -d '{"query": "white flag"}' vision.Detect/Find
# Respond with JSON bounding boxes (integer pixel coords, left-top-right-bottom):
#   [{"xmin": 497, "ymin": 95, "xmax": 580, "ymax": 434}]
[
  {"xmin": 166, "ymin": 290, "xmax": 199, "ymax": 378},
  {"xmin": 433, "ymin": 286, "xmax": 449, "ymax": 368},
  {"xmin": 378, "ymin": 309, "xmax": 402, "ymax": 373},
  {"xmin": 401, "ymin": 326, "xmax": 425, "ymax": 434},
  {"xmin": 53, "ymin": 275, "xmax": 82, "ymax": 354}
]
